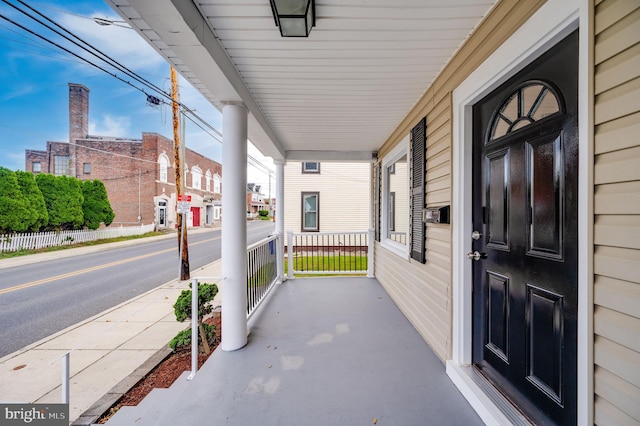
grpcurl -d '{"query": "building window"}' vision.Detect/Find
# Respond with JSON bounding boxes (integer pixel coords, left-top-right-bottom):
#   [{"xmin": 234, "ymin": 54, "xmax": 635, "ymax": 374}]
[
  {"xmin": 158, "ymin": 154, "xmax": 169, "ymax": 183},
  {"xmin": 214, "ymin": 174, "xmax": 221, "ymax": 193},
  {"xmin": 302, "ymin": 161, "xmax": 320, "ymax": 173},
  {"xmin": 191, "ymin": 166, "xmax": 202, "ymax": 190},
  {"xmin": 388, "ymin": 192, "xmax": 396, "ymax": 231},
  {"xmin": 301, "ymin": 192, "xmax": 319, "ymax": 232},
  {"xmin": 83, "ymin": 163, "xmax": 91, "ymax": 174},
  {"xmin": 382, "ymin": 138, "xmax": 409, "ymax": 256},
  {"xmin": 53, "ymin": 155, "xmax": 69, "ymax": 176},
  {"xmin": 205, "ymin": 170, "xmax": 212, "ymax": 192},
  {"xmin": 32, "ymin": 162, "xmax": 41, "ymax": 173}
]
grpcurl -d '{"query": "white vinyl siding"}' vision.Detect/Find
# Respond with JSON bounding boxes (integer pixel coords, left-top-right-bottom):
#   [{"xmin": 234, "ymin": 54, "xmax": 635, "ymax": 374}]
[
  {"xmin": 375, "ymin": 94, "xmax": 454, "ymax": 361},
  {"xmin": 284, "ymin": 162, "xmax": 370, "ymax": 237},
  {"xmin": 375, "ymin": 240, "xmax": 450, "ymax": 361},
  {"xmin": 593, "ymin": 1, "xmax": 640, "ymax": 423}
]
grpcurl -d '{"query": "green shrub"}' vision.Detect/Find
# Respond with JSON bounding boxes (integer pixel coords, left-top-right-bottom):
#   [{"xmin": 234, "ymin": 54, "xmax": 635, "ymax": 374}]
[
  {"xmin": 169, "ymin": 323, "xmax": 216, "ymax": 352},
  {"xmin": 15, "ymin": 171, "xmax": 48, "ymax": 231},
  {"xmin": 36, "ymin": 174, "xmax": 84, "ymax": 230},
  {"xmin": 0, "ymin": 168, "xmax": 33, "ymax": 233},
  {"xmin": 82, "ymin": 180, "xmax": 114, "ymax": 229},
  {"xmin": 171, "ymin": 282, "xmax": 219, "ymax": 354}
]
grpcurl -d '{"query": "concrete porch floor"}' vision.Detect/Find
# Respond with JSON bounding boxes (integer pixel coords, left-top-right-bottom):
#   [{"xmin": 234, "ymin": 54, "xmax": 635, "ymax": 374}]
[{"xmin": 112, "ymin": 277, "xmax": 482, "ymax": 425}]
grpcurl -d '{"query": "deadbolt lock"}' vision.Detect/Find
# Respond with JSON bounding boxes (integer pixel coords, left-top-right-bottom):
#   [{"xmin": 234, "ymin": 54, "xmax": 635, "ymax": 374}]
[{"xmin": 467, "ymin": 251, "xmax": 487, "ymax": 261}]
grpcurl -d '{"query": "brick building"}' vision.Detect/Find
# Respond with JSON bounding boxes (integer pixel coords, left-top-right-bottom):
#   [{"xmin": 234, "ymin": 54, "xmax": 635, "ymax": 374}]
[
  {"xmin": 246, "ymin": 183, "xmax": 266, "ymax": 218},
  {"xmin": 25, "ymin": 83, "xmax": 222, "ymax": 229}
]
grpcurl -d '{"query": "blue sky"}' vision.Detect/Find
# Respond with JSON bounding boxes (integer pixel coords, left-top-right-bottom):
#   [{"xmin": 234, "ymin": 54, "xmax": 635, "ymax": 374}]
[{"xmin": 0, "ymin": 0, "xmax": 274, "ymax": 190}]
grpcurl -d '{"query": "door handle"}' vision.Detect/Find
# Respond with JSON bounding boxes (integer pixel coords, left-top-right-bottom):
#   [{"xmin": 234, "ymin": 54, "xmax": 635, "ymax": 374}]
[{"xmin": 467, "ymin": 251, "xmax": 487, "ymax": 261}]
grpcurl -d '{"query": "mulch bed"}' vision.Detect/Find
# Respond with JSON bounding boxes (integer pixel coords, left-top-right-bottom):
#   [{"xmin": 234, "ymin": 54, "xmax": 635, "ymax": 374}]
[{"xmin": 97, "ymin": 314, "xmax": 221, "ymax": 423}]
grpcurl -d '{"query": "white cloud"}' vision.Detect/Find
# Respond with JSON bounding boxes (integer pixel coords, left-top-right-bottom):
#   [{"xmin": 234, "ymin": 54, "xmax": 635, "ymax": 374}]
[
  {"xmin": 56, "ymin": 10, "xmax": 166, "ymax": 74},
  {"xmin": 1, "ymin": 84, "xmax": 37, "ymax": 102},
  {"xmin": 89, "ymin": 114, "xmax": 131, "ymax": 137}
]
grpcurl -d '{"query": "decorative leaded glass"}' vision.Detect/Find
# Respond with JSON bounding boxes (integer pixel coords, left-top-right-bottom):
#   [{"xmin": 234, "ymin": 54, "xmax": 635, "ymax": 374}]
[{"xmin": 488, "ymin": 82, "xmax": 561, "ymax": 142}]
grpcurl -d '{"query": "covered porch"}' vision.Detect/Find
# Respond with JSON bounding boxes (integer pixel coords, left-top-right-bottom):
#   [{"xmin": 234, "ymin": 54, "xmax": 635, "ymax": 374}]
[{"xmin": 107, "ymin": 276, "xmax": 482, "ymax": 425}]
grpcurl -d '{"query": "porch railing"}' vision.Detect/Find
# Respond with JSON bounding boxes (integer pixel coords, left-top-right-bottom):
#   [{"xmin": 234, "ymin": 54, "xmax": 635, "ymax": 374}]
[
  {"xmin": 287, "ymin": 230, "xmax": 374, "ymax": 278},
  {"xmin": 246, "ymin": 233, "xmax": 280, "ymax": 318}
]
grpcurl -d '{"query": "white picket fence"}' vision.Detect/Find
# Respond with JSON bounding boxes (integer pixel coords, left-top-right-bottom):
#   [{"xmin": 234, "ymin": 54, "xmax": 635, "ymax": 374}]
[{"xmin": 0, "ymin": 224, "xmax": 156, "ymax": 253}]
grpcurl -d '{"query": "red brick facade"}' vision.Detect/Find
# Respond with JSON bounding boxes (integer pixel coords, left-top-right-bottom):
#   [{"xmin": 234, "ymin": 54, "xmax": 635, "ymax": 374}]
[{"xmin": 25, "ymin": 83, "xmax": 222, "ymax": 228}]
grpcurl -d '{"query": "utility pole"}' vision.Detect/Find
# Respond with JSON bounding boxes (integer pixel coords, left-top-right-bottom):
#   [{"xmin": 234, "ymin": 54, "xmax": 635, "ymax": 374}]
[{"xmin": 171, "ymin": 66, "xmax": 190, "ymax": 280}]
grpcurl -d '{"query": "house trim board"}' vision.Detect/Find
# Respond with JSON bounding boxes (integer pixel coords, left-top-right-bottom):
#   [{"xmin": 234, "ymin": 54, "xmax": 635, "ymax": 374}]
[{"xmin": 449, "ymin": 0, "xmax": 592, "ymax": 424}]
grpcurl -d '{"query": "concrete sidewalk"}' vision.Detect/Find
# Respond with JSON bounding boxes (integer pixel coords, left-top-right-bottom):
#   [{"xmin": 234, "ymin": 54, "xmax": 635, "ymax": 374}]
[{"xmin": 0, "ymin": 256, "xmax": 223, "ymax": 424}]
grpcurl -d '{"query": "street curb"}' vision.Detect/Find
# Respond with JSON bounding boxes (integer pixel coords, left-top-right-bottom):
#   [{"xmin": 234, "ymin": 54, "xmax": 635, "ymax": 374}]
[{"xmin": 71, "ymin": 346, "xmax": 174, "ymax": 426}]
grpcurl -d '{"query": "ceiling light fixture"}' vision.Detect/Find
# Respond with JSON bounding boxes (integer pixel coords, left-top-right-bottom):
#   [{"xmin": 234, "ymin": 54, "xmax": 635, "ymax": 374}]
[{"xmin": 269, "ymin": 0, "xmax": 315, "ymax": 37}]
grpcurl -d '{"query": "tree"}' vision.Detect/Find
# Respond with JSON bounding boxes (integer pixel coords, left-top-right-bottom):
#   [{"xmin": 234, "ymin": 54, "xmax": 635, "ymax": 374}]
[
  {"xmin": 15, "ymin": 171, "xmax": 48, "ymax": 231},
  {"xmin": 0, "ymin": 167, "xmax": 32, "ymax": 233},
  {"xmin": 36, "ymin": 174, "xmax": 84, "ymax": 230},
  {"xmin": 82, "ymin": 180, "xmax": 114, "ymax": 229}
]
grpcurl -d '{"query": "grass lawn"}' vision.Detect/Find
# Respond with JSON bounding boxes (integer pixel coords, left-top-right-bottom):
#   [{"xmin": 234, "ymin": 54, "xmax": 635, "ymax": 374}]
[{"xmin": 285, "ymin": 254, "xmax": 368, "ymax": 277}]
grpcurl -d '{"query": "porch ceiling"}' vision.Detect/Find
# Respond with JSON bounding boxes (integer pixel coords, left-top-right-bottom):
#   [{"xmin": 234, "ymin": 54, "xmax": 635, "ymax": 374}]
[{"xmin": 108, "ymin": 0, "xmax": 497, "ymax": 161}]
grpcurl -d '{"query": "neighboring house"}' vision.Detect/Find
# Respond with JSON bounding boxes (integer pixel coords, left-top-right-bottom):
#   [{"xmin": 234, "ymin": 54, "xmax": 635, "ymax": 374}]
[
  {"xmin": 283, "ymin": 161, "xmax": 370, "ymax": 235},
  {"xmin": 109, "ymin": 1, "xmax": 640, "ymax": 424},
  {"xmin": 25, "ymin": 83, "xmax": 222, "ymax": 229},
  {"xmin": 246, "ymin": 183, "xmax": 266, "ymax": 218}
]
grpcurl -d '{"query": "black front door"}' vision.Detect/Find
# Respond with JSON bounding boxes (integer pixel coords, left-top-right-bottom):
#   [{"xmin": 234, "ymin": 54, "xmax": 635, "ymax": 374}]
[{"xmin": 472, "ymin": 31, "xmax": 578, "ymax": 425}]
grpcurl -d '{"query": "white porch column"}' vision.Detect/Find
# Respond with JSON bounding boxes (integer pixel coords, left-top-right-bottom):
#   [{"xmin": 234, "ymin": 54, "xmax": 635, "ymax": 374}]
[
  {"xmin": 274, "ymin": 159, "xmax": 285, "ymax": 282},
  {"xmin": 221, "ymin": 103, "xmax": 248, "ymax": 351}
]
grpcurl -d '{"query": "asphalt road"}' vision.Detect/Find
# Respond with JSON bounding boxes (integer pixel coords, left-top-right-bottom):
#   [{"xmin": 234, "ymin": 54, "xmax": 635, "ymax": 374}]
[{"xmin": 0, "ymin": 221, "xmax": 274, "ymax": 358}]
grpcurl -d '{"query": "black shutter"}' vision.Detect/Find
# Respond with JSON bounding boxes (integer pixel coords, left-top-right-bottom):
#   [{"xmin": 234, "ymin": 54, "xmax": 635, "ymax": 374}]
[
  {"xmin": 410, "ymin": 117, "xmax": 426, "ymax": 263},
  {"xmin": 374, "ymin": 162, "xmax": 381, "ymax": 241}
]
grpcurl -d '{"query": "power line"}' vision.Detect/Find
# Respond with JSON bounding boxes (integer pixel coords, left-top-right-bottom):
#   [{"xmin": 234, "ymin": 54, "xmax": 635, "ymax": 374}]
[
  {"xmin": 1, "ymin": 1, "xmax": 276, "ymax": 176},
  {"xmin": 10, "ymin": 0, "xmax": 169, "ymax": 100},
  {"xmin": 1, "ymin": 0, "xmax": 222, "ymax": 143}
]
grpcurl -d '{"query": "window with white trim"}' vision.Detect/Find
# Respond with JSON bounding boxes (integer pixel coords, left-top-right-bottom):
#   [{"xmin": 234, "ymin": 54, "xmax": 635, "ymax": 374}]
[
  {"xmin": 205, "ymin": 170, "xmax": 212, "ymax": 192},
  {"xmin": 301, "ymin": 192, "xmax": 319, "ymax": 232},
  {"xmin": 214, "ymin": 174, "xmax": 221, "ymax": 193},
  {"xmin": 191, "ymin": 166, "xmax": 202, "ymax": 190},
  {"xmin": 381, "ymin": 137, "xmax": 409, "ymax": 257},
  {"xmin": 158, "ymin": 154, "xmax": 169, "ymax": 183}
]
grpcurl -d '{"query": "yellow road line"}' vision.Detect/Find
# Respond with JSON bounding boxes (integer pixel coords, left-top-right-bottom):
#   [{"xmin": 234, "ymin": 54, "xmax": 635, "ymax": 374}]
[{"xmin": 0, "ymin": 236, "xmax": 220, "ymax": 296}]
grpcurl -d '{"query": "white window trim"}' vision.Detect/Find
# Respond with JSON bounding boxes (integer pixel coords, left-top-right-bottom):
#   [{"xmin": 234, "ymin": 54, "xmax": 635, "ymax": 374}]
[
  {"xmin": 380, "ymin": 135, "xmax": 410, "ymax": 260},
  {"xmin": 214, "ymin": 174, "xmax": 221, "ymax": 193},
  {"xmin": 301, "ymin": 192, "xmax": 319, "ymax": 232},
  {"xmin": 158, "ymin": 154, "xmax": 169, "ymax": 183},
  {"xmin": 449, "ymin": 0, "xmax": 589, "ymax": 424},
  {"xmin": 192, "ymin": 166, "xmax": 202, "ymax": 190}
]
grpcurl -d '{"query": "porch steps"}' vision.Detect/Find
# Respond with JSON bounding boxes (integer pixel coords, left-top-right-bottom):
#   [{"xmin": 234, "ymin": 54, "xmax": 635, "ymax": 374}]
[{"xmin": 102, "ymin": 371, "xmax": 192, "ymax": 425}]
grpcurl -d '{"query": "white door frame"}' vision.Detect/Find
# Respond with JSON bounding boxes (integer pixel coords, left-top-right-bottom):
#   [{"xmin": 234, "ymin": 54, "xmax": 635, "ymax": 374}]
[{"xmin": 448, "ymin": 0, "xmax": 592, "ymax": 424}]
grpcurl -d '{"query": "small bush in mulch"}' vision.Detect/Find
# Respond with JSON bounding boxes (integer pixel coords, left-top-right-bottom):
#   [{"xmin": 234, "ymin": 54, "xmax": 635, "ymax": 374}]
[
  {"xmin": 97, "ymin": 314, "xmax": 221, "ymax": 424},
  {"xmin": 170, "ymin": 282, "xmax": 219, "ymax": 354}
]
